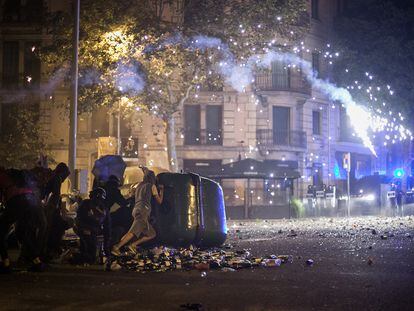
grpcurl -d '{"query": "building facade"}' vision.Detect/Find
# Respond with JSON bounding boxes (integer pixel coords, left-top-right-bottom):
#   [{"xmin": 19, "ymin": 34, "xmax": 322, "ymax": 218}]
[{"xmin": 1, "ymin": 0, "xmax": 406, "ymax": 211}]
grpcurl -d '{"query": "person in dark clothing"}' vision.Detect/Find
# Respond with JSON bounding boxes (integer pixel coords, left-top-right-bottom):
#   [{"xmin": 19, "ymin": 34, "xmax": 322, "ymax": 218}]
[
  {"xmin": 42, "ymin": 163, "xmax": 70, "ymax": 260},
  {"xmin": 42, "ymin": 162, "xmax": 70, "ymax": 201},
  {"xmin": 0, "ymin": 168, "xmax": 46, "ymax": 273},
  {"xmin": 110, "ymin": 197, "xmax": 134, "ymax": 244},
  {"xmin": 72, "ymin": 188, "xmax": 107, "ymax": 265},
  {"xmin": 102, "ymin": 175, "xmax": 128, "ymax": 211},
  {"xmin": 100, "ymin": 175, "xmax": 128, "ymax": 258}
]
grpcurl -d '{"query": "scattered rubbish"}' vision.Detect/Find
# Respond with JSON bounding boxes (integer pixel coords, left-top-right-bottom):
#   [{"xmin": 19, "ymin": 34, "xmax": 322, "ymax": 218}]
[
  {"xmin": 221, "ymin": 267, "xmax": 236, "ymax": 272},
  {"xmin": 306, "ymin": 259, "xmax": 314, "ymax": 266},
  {"xmin": 262, "ymin": 258, "xmax": 282, "ymax": 267},
  {"xmin": 287, "ymin": 230, "xmax": 297, "ymax": 237},
  {"xmin": 115, "ymin": 245, "xmax": 293, "ymax": 273},
  {"xmin": 380, "ymin": 235, "xmax": 388, "ymax": 240}
]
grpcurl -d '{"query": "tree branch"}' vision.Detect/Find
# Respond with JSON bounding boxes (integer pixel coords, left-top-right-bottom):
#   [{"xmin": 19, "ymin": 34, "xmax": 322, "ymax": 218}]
[
  {"xmin": 166, "ymin": 82, "xmax": 174, "ymax": 104},
  {"xmin": 178, "ymin": 84, "xmax": 193, "ymax": 110}
]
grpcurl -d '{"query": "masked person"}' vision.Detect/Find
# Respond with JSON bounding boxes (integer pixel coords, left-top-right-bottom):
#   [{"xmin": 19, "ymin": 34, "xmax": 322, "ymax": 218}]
[
  {"xmin": 72, "ymin": 188, "xmax": 107, "ymax": 265},
  {"xmin": 0, "ymin": 168, "xmax": 46, "ymax": 273},
  {"xmin": 111, "ymin": 168, "xmax": 163, "ymax": 256}
]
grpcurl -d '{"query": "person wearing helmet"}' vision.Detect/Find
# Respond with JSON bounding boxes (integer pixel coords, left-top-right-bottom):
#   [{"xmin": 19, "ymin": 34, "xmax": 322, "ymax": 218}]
[
  {"xmin": 72, "ymin": 187, "xmax": 107, "ymax": 265},
  {"xmin": 111, "ymin": 167, "xmax": 163, "ymax": 256}
]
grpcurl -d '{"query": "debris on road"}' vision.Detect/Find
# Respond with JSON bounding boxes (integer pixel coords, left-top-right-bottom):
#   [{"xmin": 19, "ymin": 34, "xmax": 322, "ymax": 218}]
[{"xmin": 115, "ymin": 245, "xmax": 293, "ymax": 273}]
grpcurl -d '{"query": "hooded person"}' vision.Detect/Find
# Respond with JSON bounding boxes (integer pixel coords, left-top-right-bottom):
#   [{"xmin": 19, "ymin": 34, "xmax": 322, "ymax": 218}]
[{"xmin": 111, "ymin": 167, "xmax": 163, "ymax": 256}]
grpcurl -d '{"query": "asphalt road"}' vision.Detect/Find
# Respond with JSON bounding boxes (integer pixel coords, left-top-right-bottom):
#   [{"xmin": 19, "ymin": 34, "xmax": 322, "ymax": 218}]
[{"xmin": 0, "ymin": 216, "xmax": 413, "ymax": 311}]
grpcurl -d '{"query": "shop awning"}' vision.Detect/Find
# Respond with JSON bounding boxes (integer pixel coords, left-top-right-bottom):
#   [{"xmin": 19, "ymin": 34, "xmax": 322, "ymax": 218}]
[{"xmin": 208, "ymin": 158, "xmax": 301, "ymax": 180}]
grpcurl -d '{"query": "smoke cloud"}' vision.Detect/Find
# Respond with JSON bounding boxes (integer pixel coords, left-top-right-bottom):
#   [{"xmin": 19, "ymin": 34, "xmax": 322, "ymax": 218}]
[
  {"xmin": 114, "ymin": 62, "xmax": 145, "ymax": 95},
  {"xmin": 189, "ymin": 36, "xmax": 381, "ymax": 154}
]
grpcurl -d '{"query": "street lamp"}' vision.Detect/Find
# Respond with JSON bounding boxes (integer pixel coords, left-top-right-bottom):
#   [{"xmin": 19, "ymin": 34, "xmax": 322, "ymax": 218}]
[{"xmin": 69, "ymin": 0, "xmax": 80, "ymax": 190}]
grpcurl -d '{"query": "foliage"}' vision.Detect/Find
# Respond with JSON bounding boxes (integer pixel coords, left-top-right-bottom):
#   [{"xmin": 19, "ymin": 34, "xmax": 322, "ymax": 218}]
[
  {"xmin": 0, "ymin": 104, "xmax": 49, "ymax": 169},
  {"xmin": 42, "ymin": 0, "xmax": 309, "ymax": 169},
  {"xmin": 333, "ymin": 0, "xmax": 414, "ymax": 117}
]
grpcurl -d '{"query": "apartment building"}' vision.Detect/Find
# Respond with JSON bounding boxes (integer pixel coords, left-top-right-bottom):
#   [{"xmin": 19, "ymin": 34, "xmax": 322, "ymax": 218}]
[{"xmin": 0, "ymin": 0, "xmax": 397, "ymax": 213}]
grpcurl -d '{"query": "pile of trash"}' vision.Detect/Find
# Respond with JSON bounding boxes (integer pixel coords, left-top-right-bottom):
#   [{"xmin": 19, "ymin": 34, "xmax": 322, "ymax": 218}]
[{"xmin": 116, "ymin": 245, "xmax": 292, "ymax": 272}]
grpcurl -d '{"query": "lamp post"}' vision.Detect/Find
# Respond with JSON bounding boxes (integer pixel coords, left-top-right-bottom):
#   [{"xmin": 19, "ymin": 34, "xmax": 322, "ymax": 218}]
[
  {"xmin": 343, "ymin": 152, "xmax": 351, "ymax": 217},
  {"xmin": 117, "ymin": 100, "xmax": 121, "ymax": 155},
  {"xmin": 69, "ymin": 0, "xmax": 80, "ymax": 190}
]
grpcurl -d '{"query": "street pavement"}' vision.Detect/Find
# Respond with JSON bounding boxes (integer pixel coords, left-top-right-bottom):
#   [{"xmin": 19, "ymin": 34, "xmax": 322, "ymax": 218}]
[{"xmin": 0, "ymin": 216, "xmax": 413, "ymax": 310}]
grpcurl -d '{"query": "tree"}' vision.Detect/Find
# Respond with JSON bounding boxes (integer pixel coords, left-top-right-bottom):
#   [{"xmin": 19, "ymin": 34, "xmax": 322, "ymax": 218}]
[
  {"xmin": 0, "ymin": 104, "xmax": 48, "ymax": 169},
  {"xmin": 333, "ymin": 0, "xmax": 414, "ymax": 121},
  {"xmin": 42, "ymin": 0, "xmax": 308, "ymax": 171}
]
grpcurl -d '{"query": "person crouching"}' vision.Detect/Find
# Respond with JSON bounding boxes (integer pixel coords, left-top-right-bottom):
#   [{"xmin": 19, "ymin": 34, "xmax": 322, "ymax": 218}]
[
  {"xmin": 111, "ymin": 168, "xmax": 163, "ymax": 256},
  {"xmin": 72, "ymin": 188, "xmax": 107, "ymax": 265}
]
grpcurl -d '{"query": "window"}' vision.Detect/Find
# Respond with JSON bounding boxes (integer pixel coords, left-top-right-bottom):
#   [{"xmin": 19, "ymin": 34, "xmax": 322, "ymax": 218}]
[
  {"xmin": 271, "ymin": 61, "xmax": 289, "ymax": 89},
  {"xmin": 24, "ymin": 42, "xmax": 41, "ymax": 88},
  {"xmin": 311, "ymin": 0, "xmax": 319, "ymax": 19},
  {"xmin": 2, "ymin": 41, "xmax": 19, "ymax": 88},
  {"xmin": 272, "ymin": 106, "xmax": 290, "ymax": 145},
  {"xmin": 312, "ymin": 111, "xmax": 321, "ymax": 135},
  {"xmin": 111, "ymin": 114, "xmax": 131, "ymax": 138},
  {"xmin": 184, "ymin": 105, "xmax": 201, "ymax": 145},
  {"xmin": 206, "ymin": 105, "xmax": 222, "ymax": 145},
  {"xmin": 184, "ymin": 105, "xmax": 223, "ymax": 145},
  {"xmin": 2, "ymin": 0, "xmax": 44, "ymax": 23},
  {"xmin": 91, "ymin": 107, "xmax": 109, "ymax": 138},
  {"xmin": 2, "ymin": 0, "xmax": 20, "ymax": 22},
  {"xmin": 312, "ymin": 52, "xmax": 320, "ymax": 77}
]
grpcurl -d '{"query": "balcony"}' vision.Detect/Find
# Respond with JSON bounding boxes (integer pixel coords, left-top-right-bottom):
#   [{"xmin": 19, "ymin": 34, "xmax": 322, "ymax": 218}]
[
  {"xmin": 199, "ymin": 83, "xmax": 223, "ymax": 92},
  {"xmin": 184, "ymin": 129, "xmax": 223, "ymax": 146},
  {"xmin": 257, "ymin": 129, "xmax": 307, "ymax": 150},
  {"xmin": 254, "ymin": 72, "xmax": 311, "ymax": 95}
]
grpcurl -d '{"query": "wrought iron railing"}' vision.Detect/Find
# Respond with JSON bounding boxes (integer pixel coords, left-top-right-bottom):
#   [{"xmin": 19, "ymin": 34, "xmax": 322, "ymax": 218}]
[
  {"xmin": 254, "ymin": 72, "xmax": 311, "ymax": 94},
  {"xmin": 257, "ymin": 129, "xmax": 307, "ymax": 149}
]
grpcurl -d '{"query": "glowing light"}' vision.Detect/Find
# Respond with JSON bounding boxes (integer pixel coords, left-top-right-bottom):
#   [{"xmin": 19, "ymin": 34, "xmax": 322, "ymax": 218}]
[{"xmin": 393, "ymin": 168, "xmax": 405, "ymax": 178}]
